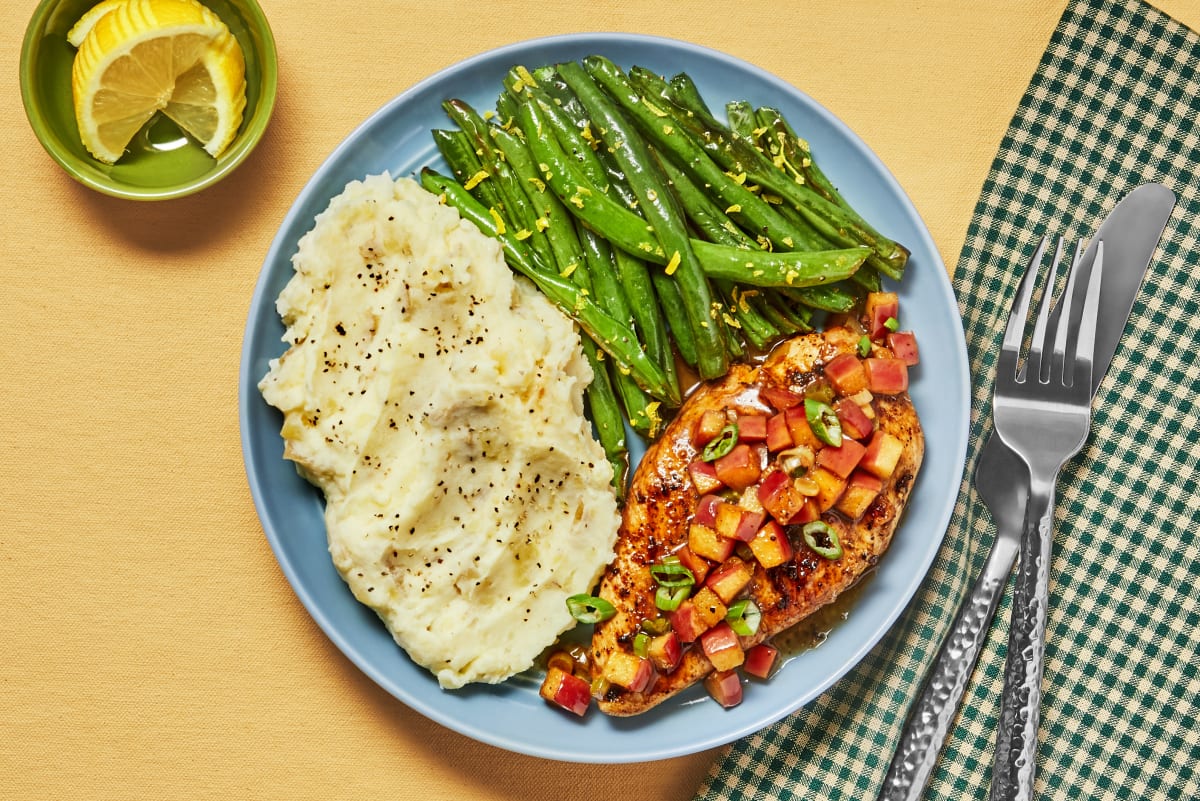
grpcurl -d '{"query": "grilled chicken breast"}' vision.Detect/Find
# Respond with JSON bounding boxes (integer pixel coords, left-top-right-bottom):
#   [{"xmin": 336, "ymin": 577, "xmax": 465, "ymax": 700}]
[{"xmin": 590, "ymin": 326, "xmax": 923, "ymax": 716}]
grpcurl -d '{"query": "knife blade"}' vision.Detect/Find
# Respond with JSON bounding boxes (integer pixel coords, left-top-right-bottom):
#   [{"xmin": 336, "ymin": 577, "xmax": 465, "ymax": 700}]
[{"xmin": 876, "ymin": 182, "xmax": 1175, "ymax": 801}]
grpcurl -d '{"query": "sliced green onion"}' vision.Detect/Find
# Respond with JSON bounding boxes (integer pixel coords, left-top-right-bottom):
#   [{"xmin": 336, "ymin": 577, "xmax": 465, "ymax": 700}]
[
  {"xmin": 805, "ymin": 397, "xmax": 842, "ymax": 447},
  {"xmin": 802, "ymin": 521, "xmax": 843, "ymax": 560},
  {"xmin": 650, "ymin": 561, "xmax": 696, "ymax": 588},
  {"xmin": 884, "ymin": 315, "xmax": 900, "ymax": 332},
  {"xmin": 701, "ymin": 422, "xmax": 739, "ymax": 462},
  {"xmin": 656, "ymin": 584, "xmax": 690, "ymax": 611},
  {"xmin": 566, "ymin": 593, "xmax": 616, "ymax": 624},
  {"xmin": 641, "ymin": 617, "xmax": 671, "ymax": 635},
  {"xmin": 804, "ymin": 380, "xmax": 835, "ymax": 405},
  {"xmin": 857, "ymin": 334, "xmax": 872, "ymax": 357},
  {"xmin": 725, "ymin": 599, "xmax": 762, "ymax": 636},
  {"xmin": 632, "ymin": 632, "xmax": 651, "ymax": 657}
]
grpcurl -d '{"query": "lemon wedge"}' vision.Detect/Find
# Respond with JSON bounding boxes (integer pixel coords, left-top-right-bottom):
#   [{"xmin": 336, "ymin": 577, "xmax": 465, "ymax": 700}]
[
  {"xmin": 70, "ymin": 0, "xmax": 247, "ymax": 164},
  {"xmin": 66, "ymin": 0, "xmax": 126, "ymax": 47}
]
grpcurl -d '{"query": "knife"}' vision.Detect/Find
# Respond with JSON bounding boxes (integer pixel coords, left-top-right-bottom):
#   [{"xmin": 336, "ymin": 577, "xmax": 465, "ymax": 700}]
[{"xmin": 876, "ymin": 182, "xmax": 1176, "ymax": 801}]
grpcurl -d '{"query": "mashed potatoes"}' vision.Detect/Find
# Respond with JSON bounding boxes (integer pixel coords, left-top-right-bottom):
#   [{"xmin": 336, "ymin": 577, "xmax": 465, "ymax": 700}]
[{"xmin": 259, "ymin": 174, "xmax": 619, "ymax": 688}]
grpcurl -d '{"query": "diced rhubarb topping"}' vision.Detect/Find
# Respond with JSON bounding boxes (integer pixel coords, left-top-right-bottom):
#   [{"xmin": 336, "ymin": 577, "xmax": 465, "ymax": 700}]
[
  {"xmin": 704, "ymin": 670, "xmax": 743, "ymax": 708},
  {"xmin": 694, "ymin": 494, "xmax": 724, "ymax": 527},
  {"xmin": 647, "ymin": 631, "xmax": 683, "ymax": 673},
  {"xmin": 835, "ymin": 397, "xmax": 874, "ymax": 441},
  {"xmin": 539, "ymin": 666, "xmax": 592, "ymax": 716},
  {"xmin": 735, "ymin": 413, "xmax": 768, "ymax": 441},
  {"xmin": 694, "ymin": 409, "xmax": 728, "ymax": 446},
  {"xmin": 602, "ymin": 651, "xmax": 653, "ymax": 693},
  {"xmin": 700, "ymin": 621, "xmax": 745, "ymax": 672},
  {"xmin": 744, "ymin": 644, "xmax": 779, "ymax": 679},
  {"xmin": 865, "ymin": 292, "xmax": 899, "ymax": 339},
  {"xmin": 688, "ymin": 459, "xmax": 724, "ymax": 494},
  {"xmin": 705, "ymin": 556, "xmax": 754, "ymax": 603},
  {"xmin": 783, "ymin": 404, "xmax": 822, "ymax": 450},
  {"xmin": 689, "ymin": 522, "xmax": 736, "ymax": 563},
  {"xmin": 824, "ymin": 352, "xmax": 870, "ymax": 395},
  {"xmin": 675, "ymin": 545, "xmax": 711, "ymax": 585},
  {"xmin": 887, "ymin": 331, "xmax": 920, "ymax": 366},
  {"xmin": 815, "ymin": 438, "xmax": 868, "ymax": 479},
  {"xmin": 749, "ymin": 519, "xmax": 794, "ymax": 568},
  {"xmin": 713, "ymin": 443, "xmax": 762, "ymax": 491},
  {"xmin": 864, "ymin": 358, "xmax": 908, "ymax": 394},
  {"xmin": 860, "ymin": 431, "xmax": 904, "ymax": 480}
]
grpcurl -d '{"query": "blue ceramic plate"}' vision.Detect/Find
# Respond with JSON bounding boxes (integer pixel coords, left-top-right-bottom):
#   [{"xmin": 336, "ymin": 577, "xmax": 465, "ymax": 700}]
[{"xmin": 239, "ymin": 33, "xmax": 969, "ymax": 763}]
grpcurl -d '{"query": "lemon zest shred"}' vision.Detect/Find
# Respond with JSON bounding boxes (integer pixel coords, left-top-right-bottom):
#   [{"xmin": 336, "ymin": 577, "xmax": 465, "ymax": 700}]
[
  {"xmin": 462, "ymin": 170, "xmax": 488, "ymax": 190},
  {"xmin": 488, "ymin": 208, "xmax": 506, "ymax": 235},
  {"xmin": 646, "ymin": 402, "xmax": 663, "ymax": 439},
  {"xmin": 514, "ymin": 229, "xmax": 533, "ymax": 241},
  {"xmin": 665, "ymin": 251, "xmax": 681, "ymax": 276},
  {"xmin": 515, "ymin": 65, "xmax": 538, "ymax": 88},
  {"xmin": 725, "ymin": 203, "xmax": 742, "ymax": 214},
  {"xmin": 642, "ymin": 99, "xmax": 669, "ymax": 118}
]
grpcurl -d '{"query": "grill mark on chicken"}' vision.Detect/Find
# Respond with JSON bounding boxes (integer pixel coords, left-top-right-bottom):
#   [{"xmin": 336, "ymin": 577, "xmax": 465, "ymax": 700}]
[{"xmin": 591, "ymin": 328, "xmax": 924, "ymax": 716}]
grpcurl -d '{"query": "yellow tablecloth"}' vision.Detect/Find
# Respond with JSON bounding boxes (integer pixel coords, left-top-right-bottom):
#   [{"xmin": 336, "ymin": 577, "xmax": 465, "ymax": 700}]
[{"xmin": 5, "ymin": 2, "xmax": 1196, "ymax": 799}]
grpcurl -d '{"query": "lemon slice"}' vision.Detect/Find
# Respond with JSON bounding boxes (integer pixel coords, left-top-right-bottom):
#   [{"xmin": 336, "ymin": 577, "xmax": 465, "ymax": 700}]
[{"xmin": 70, "ymin": 0, "xmax": 246, "ymax": 163}]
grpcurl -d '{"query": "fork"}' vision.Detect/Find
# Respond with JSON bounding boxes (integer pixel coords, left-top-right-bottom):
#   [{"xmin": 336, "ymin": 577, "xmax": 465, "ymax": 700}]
[{"xmin": 987, "ymin": 237, "xmax": 1104, "ymax": 801}]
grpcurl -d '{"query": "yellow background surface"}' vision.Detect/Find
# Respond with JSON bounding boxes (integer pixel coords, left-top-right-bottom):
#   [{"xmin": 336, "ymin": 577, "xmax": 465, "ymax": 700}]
[{"xmin": 4, "ymin": 1, "xmax": 1197, "ymax": 799}]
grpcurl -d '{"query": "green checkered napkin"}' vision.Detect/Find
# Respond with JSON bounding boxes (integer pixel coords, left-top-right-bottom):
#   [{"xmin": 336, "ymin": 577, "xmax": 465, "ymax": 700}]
[{"xmin": 695, "ymin": 0, "xmax": 1200, "ymax": 798}]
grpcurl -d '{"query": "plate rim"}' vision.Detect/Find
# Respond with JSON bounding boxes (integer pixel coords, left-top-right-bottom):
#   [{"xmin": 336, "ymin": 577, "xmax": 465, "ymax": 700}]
[{"xmin": 239, "ymin": 31, "xmax": 970, "ymax": 763}]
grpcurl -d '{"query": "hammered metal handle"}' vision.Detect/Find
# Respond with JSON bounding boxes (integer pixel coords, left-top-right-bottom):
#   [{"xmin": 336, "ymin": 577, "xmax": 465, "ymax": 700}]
[
  {"xmin": 878, "ymin": 535, "xmax": 1021, "ymax": 801},
  {"xmin": 989, "ymin": 487, "xmax": 1055, "ymax": 801}
]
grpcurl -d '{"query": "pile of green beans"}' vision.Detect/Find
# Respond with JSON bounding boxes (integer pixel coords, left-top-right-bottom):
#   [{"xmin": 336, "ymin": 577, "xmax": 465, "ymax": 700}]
[{"xmin": 422, "ymin": 58, "xmax": 909, "ymax": 491}]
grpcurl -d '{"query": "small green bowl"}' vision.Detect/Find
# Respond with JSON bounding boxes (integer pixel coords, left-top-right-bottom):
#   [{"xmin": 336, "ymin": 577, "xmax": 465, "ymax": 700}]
[{"xmin": 20, "ymin": 0, "xmax": 278, "ymax": 201}]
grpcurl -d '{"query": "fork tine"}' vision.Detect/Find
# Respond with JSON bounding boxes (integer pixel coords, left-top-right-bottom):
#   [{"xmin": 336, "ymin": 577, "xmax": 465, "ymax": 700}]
[
  {"xmin": 1026, "ymin": 237, "xmax": 1066, "ymax": 383},
  {"xmin": 1001, "ymin": 236, "xmax": 1049, "ymax": 380},
  {"xmin": 1070, "ymin": 240, "xmax": 1104, "ymax": 388},
  {"xmin": 1049, "ymin": 238, "xmax": 1087, "ymax": 380}
]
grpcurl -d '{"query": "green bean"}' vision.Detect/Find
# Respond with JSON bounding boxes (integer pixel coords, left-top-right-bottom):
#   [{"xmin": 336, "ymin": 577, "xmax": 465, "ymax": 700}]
[
  {"xmin": 782, "ymin": 283, "xmax": 859, "ymax": 313},
  {"xmin": 717, "ymin": 282, "xmax": 778, "ymax": 349},
  {"xmin": 650, "ymin": 268, "xmax": 698, "ymax": 367},
  {"xmin": 503, "ymin": 82, "xmax": 679, "ymax": 395},
  {"xmin": 560, "ymin": 59, "xmax": 730, "ymax": 381},
  {"xmin": 725, "ymin": 100, "xmax": 758, "ymax": 142},
  {"xmin": 599, "ymin": 63, "xmax": 828, "ymax": 257},
  {"xmin": 628, "ymin": 69, "xmax": 908, "ymax": 278},
  {"xmin": 579, "ymin": 229, "xmax": 659, "ymax": 436},
  {"xmin": 691, "ymin": 242, "xmax": 866, "ymax": 287},
  {"xmin": 443, "ymin": 99, "xmax": 559, "ymax": 274},
  {"xmin": 517, "ymin": 100, "xmax": 869, "ymax": 290},
  {"xmin": 584, "ymin": 347, "xmax": 629, "ymax": 496},
  {"xmin": 656, "ymin": 152, "xmax": 756, "ymax": 248},
  {"xmin": 489, "ymin": 125, "xmax": 587, "ymax": 282},
  {"xmin": 431, "ymin": 128, "xmax": 504, "ymax": 212}
]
